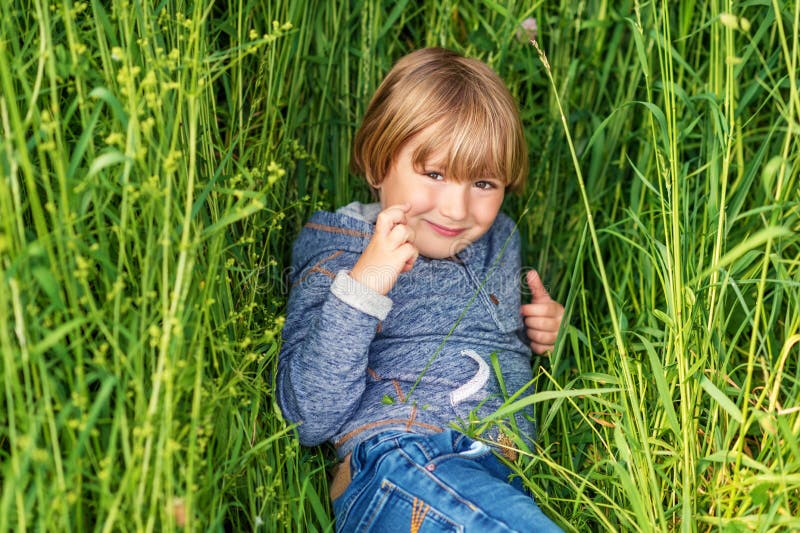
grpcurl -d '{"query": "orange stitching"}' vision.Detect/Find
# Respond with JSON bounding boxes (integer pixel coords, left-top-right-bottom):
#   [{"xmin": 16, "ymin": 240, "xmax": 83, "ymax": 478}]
[
  {"xmin": 292, "ymin": 250, "xmax": 343, "ymax": 287},
  {"xmin": 405, "ymin": 405, "xmax": 417, "ymax": 431},
  {"xmin": 376, "ymin": 321, "xmax": 383, "ymax": 334},
  {"xmin": 489, "ymin": 293, "xmax": 499, "ymax": 305},
  {"xmin": 392, "ymin": 380, "xmax": 406, "ymax": 403},
  {"xmin": 334, "ymin": 419, "xmax": 443, "ymax": 448},
  {"xmin": 309, "ymin": 265, "xmax": 335, "ymax": 278},
  {"xmin": 305, "ymin": 222, "xmax": 371, "ymax": 239},
  {"xmin": 411, "ymin": 498, "xmax": 430, "ymax": 533},
  {"xmin": 366, "ymin": 368, "xmax": 381, "ymax": 381},
  {"xmin": 322, "ymin": 250, "xmax": 344, "ymax": 263}
]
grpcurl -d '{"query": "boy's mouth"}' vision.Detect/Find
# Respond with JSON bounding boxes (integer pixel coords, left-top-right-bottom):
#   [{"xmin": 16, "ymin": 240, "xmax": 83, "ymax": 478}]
[{"xmin": 426, "ymin": 220, "xmax": 466, "ymax": 237}]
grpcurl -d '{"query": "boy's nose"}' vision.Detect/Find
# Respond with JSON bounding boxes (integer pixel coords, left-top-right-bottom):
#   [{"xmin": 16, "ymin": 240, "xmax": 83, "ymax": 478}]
[{"xmin": 439, "ymin": 184, "xmax": 469, "ymax": 221}]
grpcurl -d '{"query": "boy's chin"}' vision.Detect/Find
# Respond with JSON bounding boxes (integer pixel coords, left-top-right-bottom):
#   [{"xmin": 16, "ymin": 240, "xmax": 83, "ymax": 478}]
[{"xmin": 415, "ymin": 240, "xmax": 473, "ymax": 260}]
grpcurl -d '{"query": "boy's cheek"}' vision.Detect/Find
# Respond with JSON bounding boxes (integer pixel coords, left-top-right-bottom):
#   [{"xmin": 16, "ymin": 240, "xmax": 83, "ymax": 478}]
[{"xmin": 405, "ymin": 188, "xmax": 438, "ymax": 213}]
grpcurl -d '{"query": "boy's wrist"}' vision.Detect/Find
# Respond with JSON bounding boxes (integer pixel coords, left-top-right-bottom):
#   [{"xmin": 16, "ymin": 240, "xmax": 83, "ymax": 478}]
[
  {"xmin": 350, "ymin": 259, "xmax": 395, "ymax": 295},
  {"xmin": 330, "ymin": 270, "xmax": 393, "ymax": 321}
]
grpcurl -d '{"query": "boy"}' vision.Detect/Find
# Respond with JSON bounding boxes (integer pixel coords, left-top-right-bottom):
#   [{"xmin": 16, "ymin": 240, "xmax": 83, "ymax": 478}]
[{"xmin": 277, "ymin": 47, "xmax": 564, "ymax": 531}]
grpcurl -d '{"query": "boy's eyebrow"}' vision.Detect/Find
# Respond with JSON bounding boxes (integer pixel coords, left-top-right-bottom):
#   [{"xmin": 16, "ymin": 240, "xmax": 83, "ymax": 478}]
[
  {"xmin": 424, "ymin": 158, "xmax": 447, "ymax": 170},
  {"xmin": 413, "ymin": 153, "xmax": 447, "ymax": 171}
]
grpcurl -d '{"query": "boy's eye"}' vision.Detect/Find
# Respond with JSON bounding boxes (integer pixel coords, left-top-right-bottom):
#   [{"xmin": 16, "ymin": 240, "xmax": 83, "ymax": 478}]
[
  {"xmin": 425, "ymin": 172, "xmax": 444, "ymax": 181},
  {"xmin": 474, "ymin": 180, "xmax": 498, "ymax": 190}
]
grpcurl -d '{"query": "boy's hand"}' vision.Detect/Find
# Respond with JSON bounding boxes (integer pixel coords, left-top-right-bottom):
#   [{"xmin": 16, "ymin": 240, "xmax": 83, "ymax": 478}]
[
  {"xmin": 349, "ymin": 204, "xmax": 419, "ymax": 295},
  {"xmin": 521, "ymin": 270, "xmax": 564, "ymax": 354}
]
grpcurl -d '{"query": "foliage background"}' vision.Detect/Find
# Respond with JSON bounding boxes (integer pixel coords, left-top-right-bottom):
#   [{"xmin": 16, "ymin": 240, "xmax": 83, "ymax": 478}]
[{"xmin": 1, "ymin": 0, "xmax": 798, "ymax": 531}]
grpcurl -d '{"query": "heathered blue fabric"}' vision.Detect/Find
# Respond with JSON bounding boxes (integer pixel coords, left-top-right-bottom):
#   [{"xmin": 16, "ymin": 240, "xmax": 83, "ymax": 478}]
[{"xmin": 277, "ymin": 207, "xmax": 536, "ymax": 459}]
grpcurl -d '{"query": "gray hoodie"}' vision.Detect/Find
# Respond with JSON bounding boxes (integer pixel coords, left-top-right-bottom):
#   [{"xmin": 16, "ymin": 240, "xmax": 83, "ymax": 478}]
[{"xmin": 277, "ymin": 202, "xmax": 536, "ymax": 459}]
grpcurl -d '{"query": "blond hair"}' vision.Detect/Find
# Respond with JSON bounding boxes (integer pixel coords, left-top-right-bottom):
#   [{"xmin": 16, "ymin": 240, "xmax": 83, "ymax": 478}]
[{"xmin": 351, "ymin": 47, "xmax": 528, "ymax": 192}]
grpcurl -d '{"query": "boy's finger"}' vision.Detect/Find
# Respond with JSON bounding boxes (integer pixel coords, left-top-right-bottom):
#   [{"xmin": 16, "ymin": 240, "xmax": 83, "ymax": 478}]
[
  {"xmin": 520, "ymin": 302, "xmax": 563, "ymax": 318},
  {"xmin": 401, "ymin": 224, "xmax": 416, "ymax": 244},
  {"xmin": 526, "ymin": 328, "xmax": 558, "ymax": 346},
  {"xmin": 400, "ymin": 245, "xmax": 419, "ymax": 272},
  {"xmin": 386, "ymin": 203, "xmax": 411, "ymax": 218},
  {"xmin": 375, "ymin": 205, "xmax": 409, "ymax": 234},
  {"xmin": 388, "ymin": 222, "xmax": 414, "ymax": 245},
  {"xmin": 524, "ymin": 316, "xmax": 561, "ymax": 334},
  {"xmin": 530, "ymin": 341, "xmax": 555, "ymax": 355},
  {"xmin": 525, "ymin": 270, "xmax": 551, "ymax": 303}
]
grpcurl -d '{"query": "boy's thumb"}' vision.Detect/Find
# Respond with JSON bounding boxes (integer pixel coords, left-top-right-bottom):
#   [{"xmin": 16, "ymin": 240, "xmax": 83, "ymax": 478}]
[{"xmin": 526, "ymin": 269, "xmax": 550, "ymax": 303}]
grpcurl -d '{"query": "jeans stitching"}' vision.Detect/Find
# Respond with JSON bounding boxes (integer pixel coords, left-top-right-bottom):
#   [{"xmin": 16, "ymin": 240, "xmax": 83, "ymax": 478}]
[
  {"xmin": 380, "ymin": 478, "xmax": 463, "ymax": 532},
  {"xmin": 356, "ymin": 481, "xmax": 392, "ymax": 531},
  {"xmin": 397, "ymin": 449, "xmax": 482, "ymax": 512},
  {"xmin": 397, "ymin": 447, "xmax": 524, "ymax": 532}
]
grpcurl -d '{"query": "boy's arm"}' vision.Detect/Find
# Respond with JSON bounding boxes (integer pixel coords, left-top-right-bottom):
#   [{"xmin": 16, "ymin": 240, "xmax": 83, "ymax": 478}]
[
  {"xmin": 278, "ymin": 204, "xmax": 416, "ymax": 446},
  {"xmin": 277, "ymin": 263, "xmax": 391, "ymax": 446}
]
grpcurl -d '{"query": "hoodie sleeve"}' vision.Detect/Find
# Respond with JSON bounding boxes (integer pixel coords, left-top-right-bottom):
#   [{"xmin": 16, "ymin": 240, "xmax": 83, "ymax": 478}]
[{"xmin": 276, "ymin": 253, "xmax": 392, "ymax": 446}]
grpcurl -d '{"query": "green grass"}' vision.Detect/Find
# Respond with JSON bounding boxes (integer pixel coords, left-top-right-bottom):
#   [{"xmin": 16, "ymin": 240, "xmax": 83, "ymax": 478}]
[{"xmin": 1, "ymin": 0, "xmax": 798, "ymax": 531}]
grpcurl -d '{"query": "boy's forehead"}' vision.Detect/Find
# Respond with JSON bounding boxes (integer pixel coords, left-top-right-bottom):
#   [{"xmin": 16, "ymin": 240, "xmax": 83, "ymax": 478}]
[{"xmin": 409, "ymin": 134, "xmax": 451, "ymax": 167}]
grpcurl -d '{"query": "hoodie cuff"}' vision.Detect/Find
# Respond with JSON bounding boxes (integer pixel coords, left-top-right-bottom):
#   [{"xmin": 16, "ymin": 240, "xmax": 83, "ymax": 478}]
[{"xmin": 330, "ymin": 270, "xmax": 393, "ymax": 321}]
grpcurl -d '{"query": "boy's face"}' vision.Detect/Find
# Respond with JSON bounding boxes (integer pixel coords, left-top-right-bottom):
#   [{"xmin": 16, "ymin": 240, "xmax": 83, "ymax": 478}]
[{"xmin": 377, "ymin": 128, "xmax": 505, "ymax": 259}]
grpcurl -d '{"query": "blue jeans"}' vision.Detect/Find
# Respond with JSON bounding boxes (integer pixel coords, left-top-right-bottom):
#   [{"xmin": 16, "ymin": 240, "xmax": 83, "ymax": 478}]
[{"xmin": 333, "ymin": 430, "xmax": 563, "ymax": 532}]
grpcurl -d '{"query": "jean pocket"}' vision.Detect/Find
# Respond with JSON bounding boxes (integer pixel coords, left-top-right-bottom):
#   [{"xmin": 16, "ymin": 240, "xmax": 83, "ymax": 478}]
[{"xmin": 351, "ymin": 478, "xmax": 464, "ymax": 533}]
